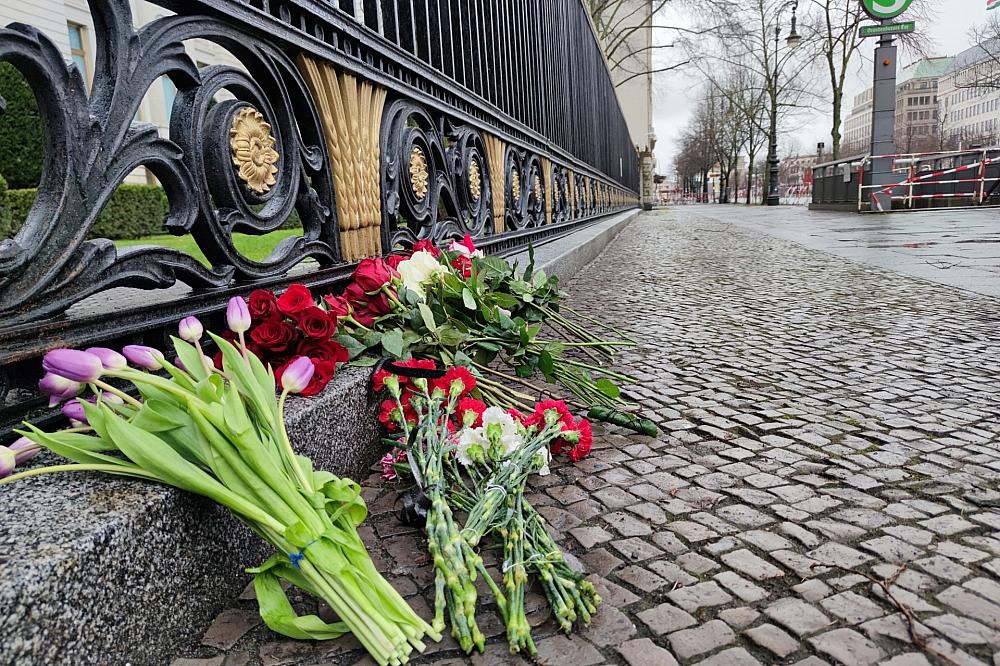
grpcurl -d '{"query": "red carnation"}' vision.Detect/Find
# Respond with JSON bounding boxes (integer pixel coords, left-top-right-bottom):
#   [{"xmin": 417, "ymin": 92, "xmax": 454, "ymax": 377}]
[
  {"xmin": 353, "ymin": 258, "xmax": 397, "ymax": 293},
  {"xmin": 248, "ymin": 289, "xmax": 279, "ymax": 319},
  {"xmin": 249, "ymin": 319, "xmax": 296, "ymax": 353},
  {"xmin": 296, "ymin": 306, "xmax": 337, "ymax": 339},
  {"xmin": 276, "ymin": 283, "xmax": 314, "ymax": 316},
  {"xmin": 568, "ymin": 419, "xmax": 593, "ymax": 461},
  {"xmin": 432, "ymin": 366, "xmax": 477, "ymax": 397},
  {"xmin": 413, "ymin": 239, "xmax": 441, "ymax": 257},
  {"xmin": 297, "ymin": 338, "xmax": 348, "ymax": 365},
  {"xmin": 456, "ymin": 397, "xmax": 487, "ymax": 427}
]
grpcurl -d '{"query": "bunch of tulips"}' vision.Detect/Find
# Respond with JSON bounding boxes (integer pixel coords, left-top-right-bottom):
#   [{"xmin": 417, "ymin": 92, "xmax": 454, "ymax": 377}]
[{"xmin": 1, "ymin": 297, "xmax": 439, "ymax": 666}]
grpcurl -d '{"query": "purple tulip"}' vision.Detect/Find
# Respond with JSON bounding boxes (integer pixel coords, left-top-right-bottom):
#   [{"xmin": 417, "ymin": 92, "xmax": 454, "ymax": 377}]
[
  {"xmin": 42, "ymin": 349, "xmax": 104, "ymax": 383},
  {"xmin": 62, "ymin": 399, "xmax": 88, "ymax": 424},
  {"xmin": 178, "ymin": 316, "xmax": 204, "ymax": 343},
  {"xmin": 0, "ymin": 446, "xmax": 15, "ymax": 479},
  {"xmin": 227, "ymin": 296, "xmax": 251, "ymax": 333},
  {"xmin": 280, "ymin": 356, "xmax": 315, "ymax": 394},
  {"xmin": 85, "ymin": 347, "xmax": 128, "ymax": 371},
  {"xmin": 38, "ymin": 372, "xmax": 83, "ymax": 407},
  {"xmin": 9, "ymin": 437, "xmax": 40, "ymax": 464},
  {"xmin": 122, "ymin": 345, "xmax": 164, "ymax": 370}
]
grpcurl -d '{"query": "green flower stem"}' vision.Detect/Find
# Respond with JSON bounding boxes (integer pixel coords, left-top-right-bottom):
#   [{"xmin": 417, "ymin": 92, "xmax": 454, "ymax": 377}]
[
  {"xmin": 0, "ymin": 462, "xmax": 160, "ymax": 485},
  {"xmin": 92, "ymin": 380, "xmax": 143, "ymax": 408},
  {"xmin": 276, "ymin": 389, "xmax": 315, "ymax": 495}
]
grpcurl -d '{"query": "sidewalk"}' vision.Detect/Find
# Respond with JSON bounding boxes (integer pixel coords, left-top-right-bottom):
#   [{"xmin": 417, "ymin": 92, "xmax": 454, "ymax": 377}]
[{"xmin": 174, "ymin": 209, "xmax": 1000, "ymax": 665}]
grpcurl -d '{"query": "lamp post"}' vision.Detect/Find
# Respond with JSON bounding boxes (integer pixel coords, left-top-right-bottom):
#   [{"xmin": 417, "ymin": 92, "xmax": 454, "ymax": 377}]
[{"xmin": 765, "ymin": 0, "xmax": 800, "ymax": 206}]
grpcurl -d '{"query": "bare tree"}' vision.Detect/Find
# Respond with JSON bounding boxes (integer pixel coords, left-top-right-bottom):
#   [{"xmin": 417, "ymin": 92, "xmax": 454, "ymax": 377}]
[
  {"xmin": 959, "ymin": 15, "xmax": 1000, "ymax": 90},
  {"xmin": 586, "ymin": 0, "xmax": 692, "ymax": 86}
]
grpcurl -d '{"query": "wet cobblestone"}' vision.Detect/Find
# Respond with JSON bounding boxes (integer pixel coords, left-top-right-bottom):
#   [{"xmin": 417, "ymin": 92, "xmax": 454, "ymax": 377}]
[{"xmin": 174, "ymin": 210, "xmax": 1000, "ymax": 665}]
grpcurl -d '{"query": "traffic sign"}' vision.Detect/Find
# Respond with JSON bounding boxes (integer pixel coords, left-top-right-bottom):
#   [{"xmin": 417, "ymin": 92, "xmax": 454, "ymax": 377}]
[
  {"xmin": 860, "ymin": 0, "xmax": 915, "ymax": 20},
  {"xmin": 859, "ymin": 21, "xmax": 915, "ymax": 37}
]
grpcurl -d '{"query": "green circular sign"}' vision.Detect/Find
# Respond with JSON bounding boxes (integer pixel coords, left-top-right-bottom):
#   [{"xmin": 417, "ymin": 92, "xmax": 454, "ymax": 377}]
[{"xmin": 861, "ymin": 0, "xmax": 914, "ymax": 20}]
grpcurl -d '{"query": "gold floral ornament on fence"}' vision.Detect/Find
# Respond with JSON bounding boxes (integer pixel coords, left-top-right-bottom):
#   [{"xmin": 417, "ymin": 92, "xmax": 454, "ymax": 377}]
[
  {"xmin": 409, "ymin": 146, "xmax": 429, "ymax": 200},
  {"xmin": 511, "ymin": 169, "xmax": 521, "ymax": 201},
  {"xmin": 230, "ymin": 107, "xmax": 279, "ymax": 194},
  {"xmin": 468, "ymin": 159, "xmax": 482, "ymax": 202}
]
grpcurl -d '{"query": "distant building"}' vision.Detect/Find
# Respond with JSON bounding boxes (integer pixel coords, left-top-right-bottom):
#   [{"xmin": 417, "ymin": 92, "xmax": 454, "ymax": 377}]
[
  {"xmin": 841, "ymin": 57, "xmax": 953, "ymax": 156},
  {"xmin": 842, "ymin": 87, "xmax": 873, "ymax": 157},
  {"xmin": 0, "ymin": 0, "xmax": 239, "ymax": 183},
  {"xmin": 939, "ymin": 40, "xmax": 1000, "ymax": 149}
]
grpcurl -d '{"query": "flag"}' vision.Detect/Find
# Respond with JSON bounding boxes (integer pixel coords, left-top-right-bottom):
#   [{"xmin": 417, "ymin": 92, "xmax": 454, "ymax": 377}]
[{"xmin": 990, "ymin": 0, "xmax": 1000, "ymax": 10}]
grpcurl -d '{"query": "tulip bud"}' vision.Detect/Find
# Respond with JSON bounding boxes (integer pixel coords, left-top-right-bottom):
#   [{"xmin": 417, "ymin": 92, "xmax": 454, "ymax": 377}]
[
  {"xmin": 85, "ymin": 347, "xmax": 128, "ymax": 371},
  {"xmin": 9, "ymin": 437, "xmax": 40, "ymax": 465},
  {"xmin": 38, "ymin": 372, "xmax": 83, "ymax": 407},
  {"xmin": 280, "ymin": 356, "xmax": 315, "ymax": 394},
  {"xmin": 0, "ymin": 446, "xmax": 15, "ymax": 479},
  {"xmin": 41, "ymin": 349, "xmax": 104, "ymax": 383},
  {"xmin": 122, "ymin": 345, "xmax": 164, "ymax": 370},
  {"xmin": 178, "ymin": 316, "xmax": 204, "ymax": 343},
  {"xmin": 227, "ymin": 296, "xmax": 251, "ymax": 333},
  {"xmin": 62, "ymin": 400, "xmax": 88, "ymax": 425}
]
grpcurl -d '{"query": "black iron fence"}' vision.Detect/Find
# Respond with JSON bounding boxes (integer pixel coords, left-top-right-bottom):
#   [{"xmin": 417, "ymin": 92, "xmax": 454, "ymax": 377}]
[{"xmin": 0, "ymin": 0, "xmax": 639, "ymax": 431}]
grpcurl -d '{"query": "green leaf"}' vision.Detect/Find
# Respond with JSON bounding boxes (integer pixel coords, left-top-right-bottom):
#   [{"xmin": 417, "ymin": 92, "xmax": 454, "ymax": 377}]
[
  {"xmin": 436, "ymin": 325, "xmax": 466, "ymax": 348},
  {"xmin": 251, "ymin": 562, "xmax": 350, "ymax": 641},
  {"xmin": 462, "ymin": 287, "xmax": 477, "ymax": 310},
  {"xmin": 418, "ymin": 303, "xmax": 437, "ymax": 333},
  {"xmin": 524, "ymin": 244, "xmax": 536, "ymax": 281},
  {"xmin": 595, "ymin": 378, "xmax": 622, "ymax": 399},
  {"xmin": 171, "ymin": 337, "xmax": 209, "ymax": 382},
  {"xmin": 538, "ymin": 350, "xmax": 554, "ymax": 377},
  {"xmin": 381, "ymin": 329, "xmax": 404, "ymax": 358},
  {"xmin": 514, "ymin": 364, "xmax": 534, "ymax": 378},
  {"xmin": 334, "ymin": 334, "xmax": 367, "ymax": 360},
  {"xmin": 349, "ymin": 356, "xmax": 379, "ymax": 367}
]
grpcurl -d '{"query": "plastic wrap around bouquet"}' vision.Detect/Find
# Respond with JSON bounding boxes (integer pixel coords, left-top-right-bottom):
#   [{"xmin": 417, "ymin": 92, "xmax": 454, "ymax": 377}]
[{"xmin": 0, "ymin": 299, "xmax": 438, "ymax": 666}]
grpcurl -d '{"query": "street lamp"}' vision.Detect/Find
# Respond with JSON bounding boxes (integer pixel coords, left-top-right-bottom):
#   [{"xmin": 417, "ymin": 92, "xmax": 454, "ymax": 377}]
[{"xmin": 765, "ymin": 0, "xmax": 800, "ymax": 206}]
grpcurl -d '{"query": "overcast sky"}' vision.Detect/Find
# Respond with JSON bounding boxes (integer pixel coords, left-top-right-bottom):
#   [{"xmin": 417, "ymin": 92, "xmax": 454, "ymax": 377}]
[{"xmin": 652, "ymin": 0, "xmax": 994, "ymax": 171}]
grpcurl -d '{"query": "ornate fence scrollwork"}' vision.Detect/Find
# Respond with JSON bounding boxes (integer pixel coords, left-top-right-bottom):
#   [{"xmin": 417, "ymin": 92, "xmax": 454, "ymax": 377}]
[
  {"xmin": 550, "ymin": 165, "xmax": 571, "ymax": 226},
  {"xmin": 379, "ymin": 99, "xmax": 492, "ymax": 249},
  {"xmin": 503, "ymin": 147, "xmax": 545, "ymax": 231},
  {"xmin": 0, "ymin": 0, "xmax": 337, "ymax": 325}
]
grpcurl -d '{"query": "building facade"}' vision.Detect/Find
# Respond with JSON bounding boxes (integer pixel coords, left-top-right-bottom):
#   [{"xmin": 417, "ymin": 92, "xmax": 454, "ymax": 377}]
[
  {"xmin": 841, "ymin": 57, "xmax": 953, "ymax": 156},
  {"xmin": 0, "ymin": 1, "xmax": 246, "ymax": 183},
  {"xmin": 939, "ymin": 40, "xmax": 1000, "ymax": 149}
]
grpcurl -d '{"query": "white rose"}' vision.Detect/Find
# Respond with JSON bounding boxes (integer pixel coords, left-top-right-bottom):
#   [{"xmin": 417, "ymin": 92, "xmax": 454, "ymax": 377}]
[{"xmin": 396, "ymin": 250, "xmax": 445, "ymax": 299}]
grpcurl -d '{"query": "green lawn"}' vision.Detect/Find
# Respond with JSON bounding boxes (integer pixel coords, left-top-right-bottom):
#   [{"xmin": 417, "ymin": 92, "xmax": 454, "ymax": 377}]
[{"xmin": 116, "ymin": 228, "xmax": 303, "ymax": 265}]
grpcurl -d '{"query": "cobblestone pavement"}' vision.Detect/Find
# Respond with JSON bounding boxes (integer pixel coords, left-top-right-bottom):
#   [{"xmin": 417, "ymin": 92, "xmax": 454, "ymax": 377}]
[{"xmin": 173, "ymin": 209, "xmax": 1000, "ymax": 666}]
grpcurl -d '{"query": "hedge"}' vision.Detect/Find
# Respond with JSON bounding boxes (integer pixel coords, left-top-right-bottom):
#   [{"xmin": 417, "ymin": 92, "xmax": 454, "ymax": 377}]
[
  {"xmin": 2, "ymin": 185, "xmax": 169, "ymax": 240},
  {"xmin": 1, "ymin": 184, "xmax": 303, "ymax": 241},
  {"xmin": 0, "ymin": 62, "xmax": 44, "ymax": 189}
]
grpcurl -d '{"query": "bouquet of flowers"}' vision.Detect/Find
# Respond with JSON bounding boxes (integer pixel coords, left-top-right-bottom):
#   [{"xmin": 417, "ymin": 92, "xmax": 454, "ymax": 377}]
[
  {"xmin": 2, "ymin": 302, "xmax": 438, "ymax": 666},
  {"xmin": 244, "ymin": 235, "xmax": 656, "ymax": 435},
  {"xmin": 234, "ymin": 286, "xmax": 350, "ymax": 396},
  {"xmin": 378, "ymin": 362, "xmax": 599, "ymax": 655}
]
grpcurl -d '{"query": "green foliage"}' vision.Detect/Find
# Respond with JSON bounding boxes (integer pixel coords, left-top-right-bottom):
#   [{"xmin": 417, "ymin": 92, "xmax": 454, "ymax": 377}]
[
  {"xmin": 0, "ymin": 172, "xmax": 9, "ymax": 238},
  {"xmin": 0, "ymin": 62, "xmax": 44, "ymax": 189},
  {"xmin": 4, "ymin": 185, "xmax": 168, "ymax": 240}
]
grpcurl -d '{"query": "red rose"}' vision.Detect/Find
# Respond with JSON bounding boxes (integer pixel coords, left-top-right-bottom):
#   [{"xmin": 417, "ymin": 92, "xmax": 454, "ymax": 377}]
[
  {"xmin": 353, "ymin": 258, "xmax": 397, "ymax": 293},
  {"xmin": 324, "ymin": 295, "xmax": 352, "ymax": 319},
  {"xmin": 276, "ymin": 357, "xmax": 335, "ymax": 396},
  {"xmin": 412, "ymin": 239, "xmax": 441, "ymax": 257},
  {"xmin": 344, "ymin": 282, "xmax": 367, "ymax": 306},
  {"xmin": 297, "ymin": 338, "xmax": 349, "ymax": 364},
  {"xmin": 249, "ymin": 318, "xmax": 296, "ymax": 353},
  {"xmin": 296, "ymin": 306, "xmax": 337, "ymax": 339},
  {"xmin": 352, "ymin": 307, "xmax": 376, "ymax": 328},
  {"xmin": 277, "ymin": 283, "xmax": 314, "ymax": 316},
  {"xmin": 387, "ymin": 254, "xmax": 408, "ymax": 270},
  {"xmin": 248, "ymin": 289, "xmax": 279, "ymax": 319},
  {"xmin": 365, "ymin": 289, "xmax": 393, "ymax": 315},
  {"xmin": 451, "ymin": 255, "xmax": 473, "ymax": 278}
]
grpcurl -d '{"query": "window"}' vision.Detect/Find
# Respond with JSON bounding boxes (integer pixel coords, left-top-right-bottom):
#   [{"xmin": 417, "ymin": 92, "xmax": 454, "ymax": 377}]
[{"xmin": 67, "ymin": 23, "xmax": 87, "ymax": 81}]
